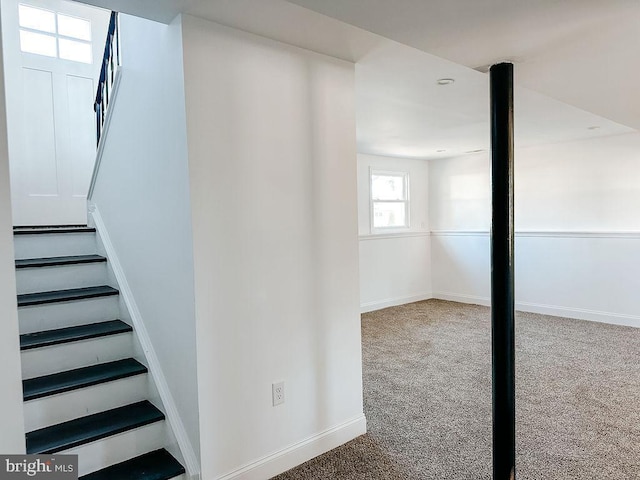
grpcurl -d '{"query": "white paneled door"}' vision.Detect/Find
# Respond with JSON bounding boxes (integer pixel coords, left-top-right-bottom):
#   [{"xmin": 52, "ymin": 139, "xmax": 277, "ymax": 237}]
[{"xmin": 3, "ymin": 0, "xmax": 110, "ymax": 225}]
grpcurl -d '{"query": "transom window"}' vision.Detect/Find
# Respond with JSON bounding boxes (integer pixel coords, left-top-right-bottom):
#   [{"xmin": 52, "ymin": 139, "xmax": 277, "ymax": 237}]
[
  {"xmin": 19, "ymin": 4, "xmax": 92, "ymax": 64},
  {"xmin": 370, "ymin": 170, "xmax": 410, "ymax": 230}
]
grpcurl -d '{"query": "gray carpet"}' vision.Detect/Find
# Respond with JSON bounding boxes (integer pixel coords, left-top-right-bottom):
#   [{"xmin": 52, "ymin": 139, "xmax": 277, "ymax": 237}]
[{"xmin": 273, "ymin": 299, "xmax": 640, "ymax": 479}]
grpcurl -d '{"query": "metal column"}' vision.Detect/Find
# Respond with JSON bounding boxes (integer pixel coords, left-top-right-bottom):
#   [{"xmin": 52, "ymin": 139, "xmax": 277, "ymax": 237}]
[{"xmin": 489, "ymin": 62, "xmax": 516, "ymax": 480}]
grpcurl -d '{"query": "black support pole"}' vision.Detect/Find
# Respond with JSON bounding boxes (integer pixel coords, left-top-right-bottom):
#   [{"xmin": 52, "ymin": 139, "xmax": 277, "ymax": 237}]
[{"xmin": 490, "ymin": 62, "xmax": 516, "ymax": 480}]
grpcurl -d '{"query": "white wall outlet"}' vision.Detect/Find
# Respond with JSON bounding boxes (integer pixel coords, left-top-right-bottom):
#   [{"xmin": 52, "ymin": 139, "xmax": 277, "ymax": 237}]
[{"xmin": 272, "ymin": 381, "xmax": 285, "ymax": 406}]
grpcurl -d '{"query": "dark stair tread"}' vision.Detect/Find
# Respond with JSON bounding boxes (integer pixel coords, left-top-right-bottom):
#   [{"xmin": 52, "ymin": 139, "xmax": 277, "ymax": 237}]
[
  {"xmin": 16, "ymin": 255, "xmax": 106, "ymax": 269},
  {"xmin": 14, "ymin": 226, "xmax": 96, "ymax": 235},
  {"xmin": 14, "ymin": 224, "xmax": 88, "ymax": 229},
  {"xmin": 79, "ymin": 449, "xmax": 185, "ymax": 480},
  {"xmin": 18, "ymin": 286, "xmax": 118, "ymax": 307},
  {"xmin": 23, "ymin": 358, "xmax": 147, "ymax": 401},
  {"xmin": 20, "ymin": 320, "xmax": 132, "ymax": 351},
  {"xmin": 26, "ymin": 400, "xmax": 164, "ymax": 454}
]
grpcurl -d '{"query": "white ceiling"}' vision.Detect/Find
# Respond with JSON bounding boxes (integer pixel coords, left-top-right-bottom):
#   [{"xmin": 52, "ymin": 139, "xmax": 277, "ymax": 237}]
[
  {"xmin": 356, "ymin": 42, "xmax": 632, "ymax": 160},
  {"xmin": 71, "ymin": 0, "xmax": 201, "ymax": 23},
  {"xmin": 73, "ymin": 0, "xmax": 640, "ymax": 160},
  {"xmin": 286, "ymin": 0, "xmax": 640, "ymax": 132},
  {"xmin": 285, "ymin": 0, "xmax": 637, "ymax": 69}
]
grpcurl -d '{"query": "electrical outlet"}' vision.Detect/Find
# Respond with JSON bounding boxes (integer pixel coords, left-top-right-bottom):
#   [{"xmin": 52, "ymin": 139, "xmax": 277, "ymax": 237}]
[{"xmin": 272, "ymin": 382, "xmax": 285, "ymax": 406}]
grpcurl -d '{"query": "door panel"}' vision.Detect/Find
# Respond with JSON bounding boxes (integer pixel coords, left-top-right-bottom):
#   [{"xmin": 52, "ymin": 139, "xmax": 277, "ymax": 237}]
[
  {"xmin": 67, "ymin": 74, "xmax": 96, "ymax": 197},
  {"xmin": 3, "ymin": 0, "xmax": 111, "ymax": 225},
  {"xmin": 21, "ymin": 67, "xmax": 58, "ymax": 195}
]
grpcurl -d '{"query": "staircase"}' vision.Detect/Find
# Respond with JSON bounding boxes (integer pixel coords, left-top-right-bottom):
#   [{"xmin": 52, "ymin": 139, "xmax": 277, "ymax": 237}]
[{"xmin": 14, "ymin": 225, "xmax": 186, "ymax": 479}]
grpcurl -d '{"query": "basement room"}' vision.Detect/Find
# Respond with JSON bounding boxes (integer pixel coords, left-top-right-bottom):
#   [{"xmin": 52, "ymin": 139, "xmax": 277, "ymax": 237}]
[{"xmin": 0, "ymin": 1, "xmax": 638, "ymax": 479}]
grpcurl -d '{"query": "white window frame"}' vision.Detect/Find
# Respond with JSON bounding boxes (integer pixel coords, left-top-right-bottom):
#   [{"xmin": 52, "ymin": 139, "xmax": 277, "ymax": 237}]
[
  {"xmin": 18, "ymin": 3, "xmax": 93, "ymax": 64},
  {"xmin": 369, "ymin": 169, "xmax": 410, "ymax": 233}
]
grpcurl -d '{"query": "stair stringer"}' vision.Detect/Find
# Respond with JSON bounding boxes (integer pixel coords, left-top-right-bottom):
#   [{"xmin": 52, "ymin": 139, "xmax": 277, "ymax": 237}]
[{"xmin": 89, "ymin": 205, "xmax": 200, "ymax": 480}]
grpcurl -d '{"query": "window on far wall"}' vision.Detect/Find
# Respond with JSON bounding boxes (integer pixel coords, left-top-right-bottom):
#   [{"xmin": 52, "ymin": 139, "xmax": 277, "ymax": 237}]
[
  {"xmin": 18, "ymin": 4, "xmax": 93, "ymax": 64},
  {"xmin": 370, "ymin": 170, "xmax": 409, "ymax": 230}
]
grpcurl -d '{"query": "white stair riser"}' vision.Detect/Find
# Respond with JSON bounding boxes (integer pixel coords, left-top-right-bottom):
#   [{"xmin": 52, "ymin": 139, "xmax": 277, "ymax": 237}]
[
  {"xmin": 16, "ymin": 232, "xmax": 185, "ymax": 476},
  {"xmin": 22, "ymin": 333, "xmax": 133, "ymax": 379},
  {"xmin": 18, "ymin": 296, "xmax": 120, "ymax": 334},
  {"xmin": 60, "ymin": 421, "xmax": 166, "ymax": 476},
  {"xmin": 14, "ymin": 233, "xmax": 97, "ymax": 259},
  {"xmin": 23, "ymin": 374, "xmax": 148, "ymax": 431},
  {"xmin": 16, "ymin": 263, "xmax": 109, "ymax": 295}
]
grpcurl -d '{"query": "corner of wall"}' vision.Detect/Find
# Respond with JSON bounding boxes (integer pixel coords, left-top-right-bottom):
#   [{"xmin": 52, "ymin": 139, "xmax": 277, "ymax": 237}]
[{"xmin": 0, "ymin": 6, "xmax": 26, "ymax": 453}]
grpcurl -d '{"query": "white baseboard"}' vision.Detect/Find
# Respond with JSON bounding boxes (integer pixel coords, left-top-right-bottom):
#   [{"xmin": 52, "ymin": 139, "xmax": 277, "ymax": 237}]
[
  {"xmin": 432, "ymin": 292, "xmax": 490, "ymax": 307},
  {"xmin": 90, "ymin": 206, "xmax": 201, "ymax": 480},
  {"xmin": 432, "ymin": 291, "xmax": 640, "ymax": 328},
  {"xmin": 215, "ymin": 414, "xmax": 366, "ymax": 480},
  {"xmin": 516, "ymin": 301, "xmax": 640, "ymax": 329},
  {"xmin": 360, "ymin": 293, "xmax": 432, "ymax": 313}
]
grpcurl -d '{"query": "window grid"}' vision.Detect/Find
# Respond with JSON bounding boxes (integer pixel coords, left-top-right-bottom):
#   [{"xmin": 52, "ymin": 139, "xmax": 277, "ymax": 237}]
[
  {"xmin": 18, "ymin": 4, "xmax": 92, "ymax": 64},
  {"xmin": 370, "ymin": 170, "xmax": 410, "ymax": 231}
]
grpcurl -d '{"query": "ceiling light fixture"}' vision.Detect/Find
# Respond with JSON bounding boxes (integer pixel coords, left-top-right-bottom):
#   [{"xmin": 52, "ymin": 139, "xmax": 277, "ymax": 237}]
[
  {"xmin": 436, "ymin": 149, "xmax": 446, "ymax": 153},
  {"xmin": 465, "ymin": 149, "xmax": 484, "ymax": 154},
  {"xmin": 587, "ymin": 125, "xmax": 600, "ymax": 130},
  {"xmin": 436, "ymin": 78, "xmax": 455, "ymax": 86}
]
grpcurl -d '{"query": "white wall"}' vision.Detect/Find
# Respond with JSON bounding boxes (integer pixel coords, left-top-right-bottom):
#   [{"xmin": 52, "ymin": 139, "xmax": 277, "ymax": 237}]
[
  {"xmin": 0, "ymin": 18, "xmax": 26, "ymax": 453},
  {"xmin": 357, "ymin": 153, "xmax": 431, "ymax": 311},
  {"xmin": 430, "ymin": 133, "xmax": 640, "ymax": 326},
  {"xmin": 182, "ymin": 16, "xmax": 365, "ymax": 480},
  {"xmin": 88, "ymin": 14, "xmax": 200, "ymax": 467}
]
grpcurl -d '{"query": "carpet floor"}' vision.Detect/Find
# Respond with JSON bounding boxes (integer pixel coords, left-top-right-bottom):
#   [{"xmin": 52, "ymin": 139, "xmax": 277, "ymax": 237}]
[{"xmin": 272, "ymin": 299, "xmax": 640, "ymax": 479}]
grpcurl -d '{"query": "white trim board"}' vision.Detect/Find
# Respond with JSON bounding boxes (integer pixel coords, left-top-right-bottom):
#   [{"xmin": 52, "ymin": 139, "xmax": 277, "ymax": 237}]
[
  {"xmin": 361, "ymin": 293, "xmax": 432, "ymax": 313},
  {"xmin": 215, "ymin": 414, "xmax": 366, "ymax": 480},
  {"xmin": 430, "ymin": 231, "xmax": 489, "ymax": 237},
  {"xmin": 432, "ymin": 292, "xmax": 640, "ymax": 329},
  {"xmin": 359, "ymin": 232, "xmax": 430, "ymax": 241},
  {"xmin": 90, "ymin": 205, "xmax": 201, "ymax": 480},
  {"xmin": 515, "ymin": 231, "xmax": 640, "ymax": 239},
  {"xmin": 430, "ymin": 230, "xmax": 640, "ymax": 239},
  {"xmin": 87, "ymin": 67, "xmax": 123, "ymax": 201}
]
